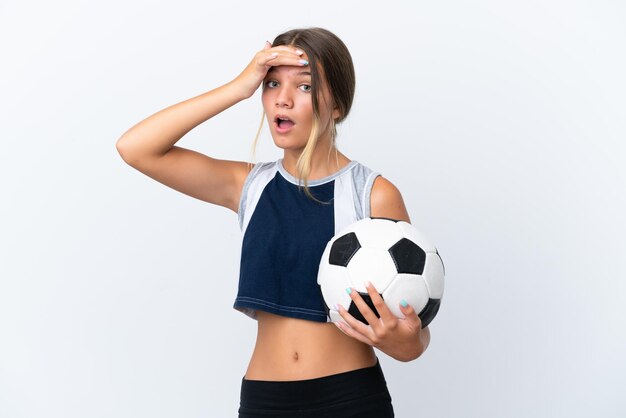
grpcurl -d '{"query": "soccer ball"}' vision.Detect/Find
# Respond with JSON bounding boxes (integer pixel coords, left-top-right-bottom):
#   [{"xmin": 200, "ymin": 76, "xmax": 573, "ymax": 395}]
[{"xmin": 317, "ymin": 217, "xmax": 445, "ymax": 329}]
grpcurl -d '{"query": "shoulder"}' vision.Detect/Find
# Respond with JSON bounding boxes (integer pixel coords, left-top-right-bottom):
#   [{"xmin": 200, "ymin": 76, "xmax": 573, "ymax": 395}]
[
  {"xmin": 370, "ymin": 175, "xmax": 411, "ymax": 223},
  {"xmin": 253, "ymin": 159, "xmax": 280, "ymax": 172},
  {"xmin": 244, "ymin": 160, "xmax": 279, "ymax": 182}
]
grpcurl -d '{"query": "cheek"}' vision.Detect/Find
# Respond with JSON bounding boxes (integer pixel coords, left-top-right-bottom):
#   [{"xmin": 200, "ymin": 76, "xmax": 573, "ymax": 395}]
[
  {"xmin": 261, "ymin": 91, "xmax": 271, "ymax": 109},
  {"xmin": 302, "ymin": 100, "xmax": 314, "ymax": 114},
  {"xmin": 261, "ymin": 87, "xmax": 277, "ymax": 106}
]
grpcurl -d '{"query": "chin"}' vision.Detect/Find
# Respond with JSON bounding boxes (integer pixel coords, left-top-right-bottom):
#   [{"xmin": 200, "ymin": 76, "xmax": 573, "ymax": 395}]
[
  {"xmin": 271, "ymin": 135, "xmax": 307, "ymax": 150},
  {"xmin": 273, "ymin": 142, "xmax": 306, "ymax": 152}
]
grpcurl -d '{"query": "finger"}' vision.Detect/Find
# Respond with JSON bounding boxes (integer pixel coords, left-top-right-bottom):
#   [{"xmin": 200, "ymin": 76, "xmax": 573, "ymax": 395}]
[
  {"xmin": 264, "ymin": 51, "xmax": 308, "ymax": 67},
  {"xmin": 334, "ymin": 319, "xmax": 375, "ymax": 346},
  {"xmin": 345, "ymin": 286, "xmax": 382, "ymax": 328},
  {"xmin": 336, "ymin": 299, "xmax": 376, "ymax": 341},
  {"xmin": 267, "ymin": 45, "xmax": 304, "ymax": 55},
  {"xmin": 364, "ymin": 281, "xmax": 398, "ymax": 331},
  {"xmin": 256, "ymin": 44, "xmax": 301, "ymax": 63},
  {"xmin": 398, "ymin": 299, "xmax": 423, "ymax": 330},
  {"xmin": 257, "ymin": 51, "xmax": 279, "ymax": 68}
]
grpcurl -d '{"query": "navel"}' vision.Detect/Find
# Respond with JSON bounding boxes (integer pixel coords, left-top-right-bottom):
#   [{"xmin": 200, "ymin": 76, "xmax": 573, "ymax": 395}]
[{"xmin": 293, "ymin": 351, "xmax": 299, "ymax": 361}]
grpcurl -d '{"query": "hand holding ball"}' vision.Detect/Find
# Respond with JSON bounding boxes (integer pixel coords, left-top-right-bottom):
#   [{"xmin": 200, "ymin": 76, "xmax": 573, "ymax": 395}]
[{"xmin": 317, "ymin": 217, "xmax": 445, "ymax": 328}]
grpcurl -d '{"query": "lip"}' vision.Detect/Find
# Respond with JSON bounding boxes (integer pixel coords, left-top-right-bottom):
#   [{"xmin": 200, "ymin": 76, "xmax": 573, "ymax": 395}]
[{"xmin": 274, "ymin": 114, "xmax": 295, "ymax": 134}]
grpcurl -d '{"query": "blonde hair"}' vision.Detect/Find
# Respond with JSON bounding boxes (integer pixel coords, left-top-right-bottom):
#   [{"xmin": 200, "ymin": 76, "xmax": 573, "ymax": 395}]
[{"xmin": 248, "ymin": 112, "xmax": 340, "ymax": 205}]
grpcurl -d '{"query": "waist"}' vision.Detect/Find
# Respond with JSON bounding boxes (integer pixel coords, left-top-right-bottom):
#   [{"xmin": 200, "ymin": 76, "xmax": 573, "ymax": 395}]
[
  {"xmin": 244, "ymin": 311, "xmax": 376, "ymax": 381},
  {"xmin": 240, "ymin": 357, "xmax": 390, "ymax": 412}
]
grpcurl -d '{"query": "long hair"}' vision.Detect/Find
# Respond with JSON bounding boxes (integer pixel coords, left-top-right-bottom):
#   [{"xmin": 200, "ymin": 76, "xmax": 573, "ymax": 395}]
[{"xmin": 248, "ymin": 27, "xmax": 356, "ymax": 204}]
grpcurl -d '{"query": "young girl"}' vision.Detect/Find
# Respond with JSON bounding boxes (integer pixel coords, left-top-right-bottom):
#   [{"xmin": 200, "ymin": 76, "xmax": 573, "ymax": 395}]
[{"xmin": 116, "ymin": 27, "xmax": 430, "ymax": 417}]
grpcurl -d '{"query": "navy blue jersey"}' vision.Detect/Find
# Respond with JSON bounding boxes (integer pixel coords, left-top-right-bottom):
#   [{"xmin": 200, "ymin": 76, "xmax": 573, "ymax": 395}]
[{"xmin": 235, "ymin": 158, "xmax": 381, "ymax": 322}]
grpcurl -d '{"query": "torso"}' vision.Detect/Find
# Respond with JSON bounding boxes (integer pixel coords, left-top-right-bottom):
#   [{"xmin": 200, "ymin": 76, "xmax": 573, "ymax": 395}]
[
  {"xmin": 240, "ymin": 151, "xmax": 377, "ymax": 381},
  {"xmin": 244, "ymin": 310, "xmax": 377, "ymax": 381}
]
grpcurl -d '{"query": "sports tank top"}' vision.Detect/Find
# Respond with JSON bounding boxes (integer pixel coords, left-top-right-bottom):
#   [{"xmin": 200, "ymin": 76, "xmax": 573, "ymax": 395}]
[{"xmin": 234, "ymin": 158, "xmax": 381, "ymax": 322}]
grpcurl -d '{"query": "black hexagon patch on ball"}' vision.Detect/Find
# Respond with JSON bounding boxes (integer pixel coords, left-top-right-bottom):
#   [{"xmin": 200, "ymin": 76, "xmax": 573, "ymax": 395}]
[
  {"xmin": 418, "ymin": 298, "xmax": 441, "ymax": 329},
  {"xmin": 329, "ymin": 232, "xmax": 361, "ymax": 267},
  {"xmin": 389, "ymin": 238, "xmax": 426, "ymax": 275}
]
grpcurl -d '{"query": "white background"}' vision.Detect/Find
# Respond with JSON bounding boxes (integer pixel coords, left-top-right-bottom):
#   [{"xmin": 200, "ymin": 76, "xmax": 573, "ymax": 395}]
[{"xmin": 1, "ymin": 1, "xmax": 625, "ymax": 417}]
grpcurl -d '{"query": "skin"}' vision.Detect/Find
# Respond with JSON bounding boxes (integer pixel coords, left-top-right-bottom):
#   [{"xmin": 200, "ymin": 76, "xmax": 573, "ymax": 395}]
[{"xmin": 115, "ymin": 40, "xmax": 430, "ymax": 382}]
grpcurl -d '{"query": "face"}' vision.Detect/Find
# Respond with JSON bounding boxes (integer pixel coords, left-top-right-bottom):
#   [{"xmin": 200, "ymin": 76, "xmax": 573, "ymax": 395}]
[{"xmin": 261, "ymin": 55, "xmax": 340, "ymax": 151}]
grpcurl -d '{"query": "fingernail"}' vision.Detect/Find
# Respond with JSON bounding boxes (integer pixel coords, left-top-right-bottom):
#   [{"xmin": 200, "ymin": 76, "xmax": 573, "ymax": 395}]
[
  {"xmin": 299, "ymin": 59, "xmax": 309, "ymax": 65},
  {"xmin": 270, "ymin": 52, "xmax": 278, "ymax": 57},
  {"xmin": 365, "ymin": 281, "xmax": 371, "ymax": 288},
  {"xmin": 400, "ymin": 299, "xmax": 408, "ymax": 308},
  {"xmin": 295, "ymin": 49, "xmax": 304, "ymax": 55},
  {"xmin": 345, "ymin": 287, "xmax": 352, "ymax": 295}
]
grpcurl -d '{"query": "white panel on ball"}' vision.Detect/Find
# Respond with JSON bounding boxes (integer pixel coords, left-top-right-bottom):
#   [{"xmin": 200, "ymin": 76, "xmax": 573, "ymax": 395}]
[
  {"xmin": 397, "ymin": 221, "xmax": 437, "ymax": 253},
  {"xmin": 346, "ymin": 247, "xmax": 398, "ymax": 292},
  {"xmin": 328, "ymin": 310, "xmax": 344, "ymax": 323},
  {"xmin": 382, "ymin": 274, "xmax": 430, "ymax": 318},
  {"xmin": 317, "ymin": 260, "xmax": 353, "ymax": 323},
  {"xmin": 351, "ymin": 218, "xmax": 404, "ymax": 249}
]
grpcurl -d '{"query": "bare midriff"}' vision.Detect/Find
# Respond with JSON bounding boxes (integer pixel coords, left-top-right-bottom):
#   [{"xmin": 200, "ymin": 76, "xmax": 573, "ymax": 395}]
[{"xmin": 243, "ymin": 310, "xmax": 377, "ymax": 381}]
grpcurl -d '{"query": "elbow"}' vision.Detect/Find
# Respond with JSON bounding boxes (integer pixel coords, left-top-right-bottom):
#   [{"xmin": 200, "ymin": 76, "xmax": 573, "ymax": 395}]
[
  {"xmin": 405, "ymin": 344, "xmax": 428, "ymax": 363},
  {"xmin": 115, "ymin": 135, "xmax": 128, "ymax": 159},
  {"xmin": 418, "ymin": 326, "xmax": 431, "ymax": 357},
  {"xmin": 403, "ymin": 326, "xmax": 431, "ymax": 363},
  {"xmin": 115, "ymin": 135, "xmax": 138, "ymax": 166},
  {"xmin": 416, "ymin": 327, "xmax": 431, "ymax": 359},
  {"xmin": 404, "ymin": 344, "xmax": 428, "ymax": 363}
]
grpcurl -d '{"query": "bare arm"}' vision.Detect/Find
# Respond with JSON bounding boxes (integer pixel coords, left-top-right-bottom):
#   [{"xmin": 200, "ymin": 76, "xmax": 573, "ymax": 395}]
[
  {"xmin": 115, "ymin": 42, "xmax": 306, "ymax": 212},
  {"xmin": 116, "ymin": 82, "xmax": 249, "ymax": 162}
]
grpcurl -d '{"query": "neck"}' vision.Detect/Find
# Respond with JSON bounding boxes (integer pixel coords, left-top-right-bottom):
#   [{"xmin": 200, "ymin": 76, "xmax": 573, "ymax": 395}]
[{"xmin": 282, "ymin": 143, "xmax": 350, "ymax": 181}]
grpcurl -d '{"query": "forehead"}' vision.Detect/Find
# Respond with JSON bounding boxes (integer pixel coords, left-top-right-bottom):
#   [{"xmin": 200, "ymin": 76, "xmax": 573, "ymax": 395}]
[{"xmin": 266, "ymin": 66, "xmax": 311, "ymax": 78}]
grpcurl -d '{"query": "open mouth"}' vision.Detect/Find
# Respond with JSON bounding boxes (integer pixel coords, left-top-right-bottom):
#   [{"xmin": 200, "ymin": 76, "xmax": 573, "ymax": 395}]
[{"xmin": 275, "ymin": 115, "xmax": 295, "ymax": 130}]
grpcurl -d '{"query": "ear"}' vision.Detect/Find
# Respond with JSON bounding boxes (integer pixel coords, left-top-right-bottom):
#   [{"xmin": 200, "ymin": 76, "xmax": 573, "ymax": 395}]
[{"xmin": 332, "ymin": 106, "xmax": 341, "ymax": 120}]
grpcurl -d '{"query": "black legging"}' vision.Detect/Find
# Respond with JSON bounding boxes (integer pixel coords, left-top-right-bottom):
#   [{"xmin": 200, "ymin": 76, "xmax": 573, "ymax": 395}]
[{"xmin": 238, "ymin": 357, "xmax": 395, "ymax": 417}]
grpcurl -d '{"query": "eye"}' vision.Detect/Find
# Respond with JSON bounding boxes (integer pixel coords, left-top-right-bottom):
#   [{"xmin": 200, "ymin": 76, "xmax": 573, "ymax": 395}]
[
  {"xmin": 299, "ymin": 84, "xmax": 312, "ymax": 93},
  {"xmin": 265, "ymin": 80, "xmax": 279, "ymax": 88}
]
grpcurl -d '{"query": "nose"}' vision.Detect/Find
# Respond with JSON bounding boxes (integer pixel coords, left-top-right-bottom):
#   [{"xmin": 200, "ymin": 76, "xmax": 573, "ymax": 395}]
[{"xmin": 275, "ymin": 87, "xmax": 293, "ymax": 108}]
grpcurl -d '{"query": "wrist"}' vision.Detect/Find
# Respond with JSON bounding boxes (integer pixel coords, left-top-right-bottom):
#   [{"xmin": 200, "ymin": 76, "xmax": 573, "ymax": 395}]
[{"xmin": 228, "ymin": 75, "xmax": 260, "ymax": 101}]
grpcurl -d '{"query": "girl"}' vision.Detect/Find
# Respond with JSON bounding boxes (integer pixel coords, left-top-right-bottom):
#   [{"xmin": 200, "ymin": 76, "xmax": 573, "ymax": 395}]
[{"xmin": 116, "ymin": 27, "xmax": 430, "ymax": 417}]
